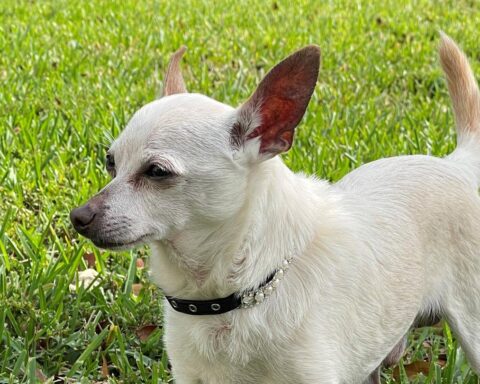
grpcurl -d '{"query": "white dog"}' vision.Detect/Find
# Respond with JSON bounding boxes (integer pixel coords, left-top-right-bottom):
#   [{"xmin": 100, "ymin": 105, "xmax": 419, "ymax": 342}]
[{"xmin": 71, "ymin": 34, "xmax": 480, "ymax": 383}]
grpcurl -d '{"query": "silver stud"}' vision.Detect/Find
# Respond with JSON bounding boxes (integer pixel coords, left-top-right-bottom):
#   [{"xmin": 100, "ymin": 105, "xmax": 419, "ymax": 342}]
[
  {"xmin": 264, "ymin": 285, "xmax": 274, "ymax": 296},
  {"xmin": 188, "ymin": 304, "xmax": 197, "ymax": 313},
  {"xmin": 272, "ymin": 279, "xmax": 280, "ymax": 288},
  {"xmin": 242, "ymin": 298, "xmax": 252, "ymax": 308},
  {"xmin": 243, "ymin": 295, "xmax": 254, "ymax": 304},
  {"xmin": 171, "ymin": 300, "xmax": 178, "ymax": 308},
  {"xmin": 211, "ymin": 303, "xmax": 221, "ymax": 311},
  {"xmin": 282, "ymin": 259, "xmax": 290, "ymax": 268},
  {"xmin": 255, "ymin": 292, "xmax": 265, "ymax": 303},
  {"xmin": 276, "ymin": 269, "xmax": 284, "ymax": 280}
]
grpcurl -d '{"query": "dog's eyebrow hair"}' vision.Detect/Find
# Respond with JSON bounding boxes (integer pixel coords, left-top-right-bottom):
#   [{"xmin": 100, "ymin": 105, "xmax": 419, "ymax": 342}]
[
  {"xmin": 144, "ymin": 155, "xmax": 184, "ymax": 174},
  {"xmin": 128, "ymin": 156, "xmax": 181, "ymax": 190}
]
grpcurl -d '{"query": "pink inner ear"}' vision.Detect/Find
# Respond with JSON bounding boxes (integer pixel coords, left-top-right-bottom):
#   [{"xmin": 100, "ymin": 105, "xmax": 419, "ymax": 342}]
[
  {"xmin": 247, "ymin": 96, "xmax": 299, "ymax": 154},
  {"xmin": 241, "ymin": 45, "xmax": 321, "ymax": 156}
]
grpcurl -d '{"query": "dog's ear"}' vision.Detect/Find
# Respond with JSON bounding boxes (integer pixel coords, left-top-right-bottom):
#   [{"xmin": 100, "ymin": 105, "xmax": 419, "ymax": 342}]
[
  {"xmin": 232, "ymin": 45, "xmax": 320, "ymax": 158},
  {"xmin": 163, "ymin": 46, "xmax": 188, "ymax": 96}
]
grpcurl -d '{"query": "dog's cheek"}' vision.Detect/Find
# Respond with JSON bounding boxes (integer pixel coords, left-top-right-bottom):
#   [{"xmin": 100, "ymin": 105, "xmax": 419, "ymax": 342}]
[
  {"xmin": 202, "ymin": 178, "xmax": 248, "ymax": 220},
  {"xmin": 139, "ymin": 186, "xmax": 189, "ymax": 236}
]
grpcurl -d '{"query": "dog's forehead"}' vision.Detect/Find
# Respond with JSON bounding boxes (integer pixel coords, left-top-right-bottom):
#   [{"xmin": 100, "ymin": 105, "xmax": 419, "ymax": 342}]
[{"xmin": 112, "ymin": 94, "xmax": 234, "ymax": 155}]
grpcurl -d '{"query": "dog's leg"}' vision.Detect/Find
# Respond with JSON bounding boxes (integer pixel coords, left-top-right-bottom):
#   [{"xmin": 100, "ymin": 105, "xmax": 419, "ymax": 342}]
[
  {"xmin": 364, "ymin": 335, "xmax": 407, "ymax": 384},
  {"xmin": 439, "ymin": 252, "xmax": 480, "ymax": 373},
  {"xmin": 443, "ymin": 299, "xmax": 480, "ymax": 372},
  {"xmin": 382, "ymin": 335, "xmax": 407, "ymax": 368},
  {"xmin": 170, "ymin": 370, "xmax": 200, "ymax": 384},
  {"xmin": 364, "ymin": 368, "xmax": 380, "ymax": 384}
]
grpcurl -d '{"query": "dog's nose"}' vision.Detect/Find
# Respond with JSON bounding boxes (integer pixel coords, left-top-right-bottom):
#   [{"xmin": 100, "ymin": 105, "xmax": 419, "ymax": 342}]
[{"xmin": 70, "ymin": 204, "xmax": 96, "ymax": 232}]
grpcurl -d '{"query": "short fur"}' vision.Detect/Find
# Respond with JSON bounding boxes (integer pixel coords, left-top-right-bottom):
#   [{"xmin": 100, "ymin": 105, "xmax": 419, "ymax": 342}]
[{"xmin": 71, "ymin": 35, "xmax": 480, "ymax": 383}]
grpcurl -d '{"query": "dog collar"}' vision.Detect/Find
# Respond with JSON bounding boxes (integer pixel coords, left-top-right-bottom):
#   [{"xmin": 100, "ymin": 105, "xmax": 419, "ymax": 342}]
[{"xmin": 165, "ymin": 255, "xmax": 293, "ymax": 315}]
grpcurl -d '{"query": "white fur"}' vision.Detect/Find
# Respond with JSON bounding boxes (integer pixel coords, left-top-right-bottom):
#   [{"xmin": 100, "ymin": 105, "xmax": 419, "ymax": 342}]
[{"xmin": 91, "ymin": 40, "xmax": 480, "ymax": 383}]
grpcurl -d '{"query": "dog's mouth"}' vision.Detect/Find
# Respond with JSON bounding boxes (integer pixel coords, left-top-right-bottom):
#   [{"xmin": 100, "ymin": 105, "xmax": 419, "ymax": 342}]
[{"xmin": 92, "ymin": 233, "xmax": 153, "ymax": 251}]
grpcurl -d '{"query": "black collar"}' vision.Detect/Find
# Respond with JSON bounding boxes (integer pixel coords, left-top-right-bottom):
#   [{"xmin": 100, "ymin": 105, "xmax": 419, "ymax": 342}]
[
  {"xmin": 165, "ymin": 292, "xmax": 242, "ymax": 315},
  {"xmin": 165, "ymin": 270, "xmax": 279, "ymax": 316}
]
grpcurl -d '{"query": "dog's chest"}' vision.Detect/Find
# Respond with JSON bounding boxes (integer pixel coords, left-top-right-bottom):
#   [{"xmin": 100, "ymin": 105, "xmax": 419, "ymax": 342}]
[
  {"xmin": 165, "ymin": 309, "xmax": 298, "ymax": 383},
  {"xmin": 173, "ymin": 314, "xmax": 239, "ymax": 358}
]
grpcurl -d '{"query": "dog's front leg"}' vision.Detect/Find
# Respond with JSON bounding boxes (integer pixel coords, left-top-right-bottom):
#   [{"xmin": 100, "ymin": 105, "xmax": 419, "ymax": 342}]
[
  {"xmin": 167, "ymin": 349, "xmax": 208, "ymax": 384},
  {"xmin": 171, "ymin": 372, "xmax": 201, "ymax": 384},
  {"xmin": 363, "ymin": 368, "xmax": 380, "ymax": 384},
  {"xmin": 363, "ymin": 335, "xmax": 408, "ymax": 384},
  {"xmin": 165, "ymin": 336, "xmax": 204, "ymax": 384}
]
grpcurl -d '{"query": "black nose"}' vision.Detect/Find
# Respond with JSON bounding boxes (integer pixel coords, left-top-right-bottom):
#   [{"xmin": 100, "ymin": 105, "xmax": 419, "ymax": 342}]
[{"xmin": 70, "ymin": 204, "xmax": 96, "ymax": 233}]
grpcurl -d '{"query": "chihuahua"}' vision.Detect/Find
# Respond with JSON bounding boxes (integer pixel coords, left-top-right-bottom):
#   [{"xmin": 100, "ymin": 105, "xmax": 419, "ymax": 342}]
[{"xmin": 71, "ymin": 34, "xmax": 480, "ymax": 383}]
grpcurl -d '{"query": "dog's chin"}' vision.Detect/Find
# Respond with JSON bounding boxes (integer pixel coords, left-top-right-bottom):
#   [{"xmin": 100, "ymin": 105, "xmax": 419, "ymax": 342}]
[{"xmin": 91, "ymin": 234, "xmax": 153, "ymax": 251}]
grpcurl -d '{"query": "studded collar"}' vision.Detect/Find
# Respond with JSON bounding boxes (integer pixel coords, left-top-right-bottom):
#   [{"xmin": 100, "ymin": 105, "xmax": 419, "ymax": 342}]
[{"xmin": 165, "ymin": 255, "xmax": 293, "ymax": 316}]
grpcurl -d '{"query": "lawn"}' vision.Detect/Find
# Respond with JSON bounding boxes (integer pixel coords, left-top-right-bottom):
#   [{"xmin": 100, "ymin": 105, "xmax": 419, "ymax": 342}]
[{"xmin": 1, "ymin": 0, "xmax": 479, "ymax": 382}]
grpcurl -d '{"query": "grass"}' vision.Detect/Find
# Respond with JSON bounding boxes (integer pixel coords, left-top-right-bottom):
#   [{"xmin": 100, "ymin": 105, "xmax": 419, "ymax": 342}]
[{"xmin": 0, "ymin": 0, "xmax": 479, "ymax": 382}]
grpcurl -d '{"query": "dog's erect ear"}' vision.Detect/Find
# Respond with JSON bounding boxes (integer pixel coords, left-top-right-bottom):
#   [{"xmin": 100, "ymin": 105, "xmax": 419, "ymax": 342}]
[
  {"xmin": 233, "ymin": 45, "xmax": 320, "ymax": 157},
  {"xmin": 163, "ymin": 46, "xmax": 188, "ymax": 96}
]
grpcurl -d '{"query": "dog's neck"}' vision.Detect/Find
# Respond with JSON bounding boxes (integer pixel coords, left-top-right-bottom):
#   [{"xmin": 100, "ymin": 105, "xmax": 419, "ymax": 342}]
[{"xmin": 149, "ymin": 157, "xmax": 322, "ymax": 300}]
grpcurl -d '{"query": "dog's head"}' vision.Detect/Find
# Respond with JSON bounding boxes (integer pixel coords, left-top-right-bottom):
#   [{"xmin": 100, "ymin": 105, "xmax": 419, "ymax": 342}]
[{"xmin": 70, "ymin": 46, "xmax": 320, "ymax": 250}]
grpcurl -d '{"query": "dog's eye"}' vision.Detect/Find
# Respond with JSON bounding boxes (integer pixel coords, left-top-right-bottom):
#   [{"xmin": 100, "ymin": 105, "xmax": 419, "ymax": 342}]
[
  {"xmin": 145, "ymin": 164, "xmax": 172, "ymax": 179},
  {"xmin": 106, "ymin": 154, "xmax": 115, "ymax": 173}
]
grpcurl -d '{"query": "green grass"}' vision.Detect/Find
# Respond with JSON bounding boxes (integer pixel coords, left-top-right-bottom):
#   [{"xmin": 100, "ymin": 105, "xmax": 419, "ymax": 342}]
[{"xmin": 0, "ymin": 0, "xmax": 479, "ymax": 382}]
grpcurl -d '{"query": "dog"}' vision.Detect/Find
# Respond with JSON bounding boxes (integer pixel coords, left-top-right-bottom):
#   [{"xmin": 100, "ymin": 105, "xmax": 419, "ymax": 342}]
[{"xmin": 71, "ymin": 34, "xmax": 480, "ymax": 383}]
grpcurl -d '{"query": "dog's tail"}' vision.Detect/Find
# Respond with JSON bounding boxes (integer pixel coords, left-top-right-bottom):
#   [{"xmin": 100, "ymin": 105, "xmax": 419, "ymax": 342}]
[
  {"xmin": 439, "ymin": 33, "xmax": 480, "ymax": 145},
  {"xmin": 440, "ymin": 33, "xmax": 480, "ymax": 183}
]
